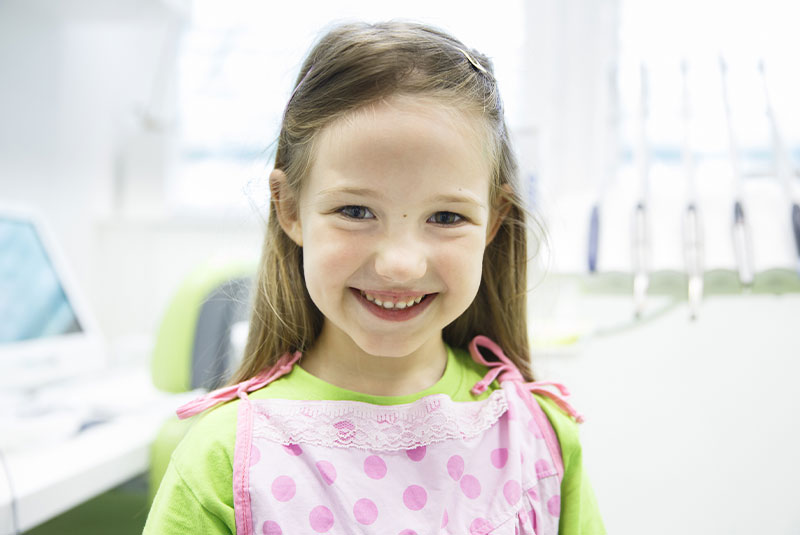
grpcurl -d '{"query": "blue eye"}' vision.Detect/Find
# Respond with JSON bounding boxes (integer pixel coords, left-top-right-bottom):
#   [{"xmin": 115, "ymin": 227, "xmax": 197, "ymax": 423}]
[
  {"xmin": 338, "ymin": 205, "xmax": 374, "ymax": 220},
  {"xmin": 428, "ymin": 211, "xmax": 464, "ymax": 225}
]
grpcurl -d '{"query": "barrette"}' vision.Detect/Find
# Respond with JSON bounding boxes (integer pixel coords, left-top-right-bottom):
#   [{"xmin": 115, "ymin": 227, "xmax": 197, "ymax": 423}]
[
  {"xmin": 288, "ymin": 66, "xmax": 314, "ymax": 104},
  {"xmin": 457, "ymin": 47, "xmax": 488, "ymax": 74}
]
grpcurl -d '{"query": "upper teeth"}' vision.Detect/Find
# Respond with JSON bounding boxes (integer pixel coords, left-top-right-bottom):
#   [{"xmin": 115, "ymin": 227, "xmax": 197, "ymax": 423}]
[{"xmin": 362, "ymin": 292, "xmax": 425, "ymax": 309}]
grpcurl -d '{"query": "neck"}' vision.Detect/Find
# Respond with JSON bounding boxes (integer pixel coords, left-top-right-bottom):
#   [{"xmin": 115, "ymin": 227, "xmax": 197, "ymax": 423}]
[{"xmin": 299, "ymin": 326, "xmax": 448, "ymax": 397}]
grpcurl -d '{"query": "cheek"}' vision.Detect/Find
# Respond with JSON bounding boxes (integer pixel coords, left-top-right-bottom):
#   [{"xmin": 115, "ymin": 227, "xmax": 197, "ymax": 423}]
[
  {"xmin": 438, "ymin": 235, "xmax": 487, "ymax": 297},
  {"xmin": 301, "ymin": 225, "xmax": 363, "ymax": 295}
]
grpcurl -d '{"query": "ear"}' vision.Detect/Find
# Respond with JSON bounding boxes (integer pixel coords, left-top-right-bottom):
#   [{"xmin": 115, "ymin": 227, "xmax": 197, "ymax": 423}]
[
  {"xmin": 270, "ymin": 169, "xmax": 303, "ymax": 246},
  {"xmin": 485, "ymin": 184, "xmax": 513, "ymax": 245}
]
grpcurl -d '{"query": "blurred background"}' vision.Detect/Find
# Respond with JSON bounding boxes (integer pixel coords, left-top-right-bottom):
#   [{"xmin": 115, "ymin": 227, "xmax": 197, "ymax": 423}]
[{"xmin": 1, "ymin": 0, "xmax": 798, "ymax": 533}]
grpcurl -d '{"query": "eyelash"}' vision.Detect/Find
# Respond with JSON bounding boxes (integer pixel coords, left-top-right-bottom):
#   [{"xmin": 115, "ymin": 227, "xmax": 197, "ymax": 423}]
[
  {"xmin": 338, "ymin": 205, "xmax": 374, "ymax": 220},
  {"xmin": 428, "ymin": 211, "xmax": 464, "ymax": 225},
  {"xmin": 336, "ymin": 206, "xmax": 465, "ymax": 226}
]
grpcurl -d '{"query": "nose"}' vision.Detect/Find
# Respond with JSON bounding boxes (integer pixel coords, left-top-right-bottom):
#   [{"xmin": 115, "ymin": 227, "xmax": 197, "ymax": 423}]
[{"xmin": 373, "ymin": 231, "xmax": 428, "ymax": 283}]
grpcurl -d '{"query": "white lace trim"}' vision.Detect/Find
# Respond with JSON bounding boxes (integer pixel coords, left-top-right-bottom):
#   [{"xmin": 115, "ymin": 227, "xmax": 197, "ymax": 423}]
[{"xmin": 249, "ymin": 389, "xmax": 508, "ymax": 451}]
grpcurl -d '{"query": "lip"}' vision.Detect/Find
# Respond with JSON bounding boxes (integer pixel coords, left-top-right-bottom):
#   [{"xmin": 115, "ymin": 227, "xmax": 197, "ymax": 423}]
[{"xmin": 350, "ymin": 287, "xmax": 436, "ymax": 322}]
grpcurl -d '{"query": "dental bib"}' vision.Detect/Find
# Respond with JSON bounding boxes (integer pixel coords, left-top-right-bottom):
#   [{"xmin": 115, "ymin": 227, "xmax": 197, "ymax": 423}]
[{"xmin": 177, "ymin": 337, "xmax": 583, "ymax": 535}]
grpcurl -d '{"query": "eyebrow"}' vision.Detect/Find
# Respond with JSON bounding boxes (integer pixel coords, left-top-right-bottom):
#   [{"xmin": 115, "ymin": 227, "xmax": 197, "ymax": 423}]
[
  {"xmin": 316, "ymin": 187, "xmax": 486, "ymax": 208},
  {"xmin": 429, "ymin": 193, "xmax": 487, "ymax": 208},
  {"xmin": 316, "ymin": 186, "xmax": 381, "ymax": 199}
]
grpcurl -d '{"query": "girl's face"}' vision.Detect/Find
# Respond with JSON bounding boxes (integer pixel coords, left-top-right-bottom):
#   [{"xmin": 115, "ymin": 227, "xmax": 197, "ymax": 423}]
[{"xmin": 276, "ymin": 95, "xmax": 499, "ymax": 359}]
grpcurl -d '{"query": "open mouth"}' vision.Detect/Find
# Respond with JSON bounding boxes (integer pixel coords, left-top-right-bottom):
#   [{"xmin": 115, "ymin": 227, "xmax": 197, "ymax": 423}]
[
  {"xmin": 359, "ymin": 290, "xmax": 430, "ymax": 310},
  {"xmin": 350, "ymin": 288, "xmax": 436, "ymax": 321}
]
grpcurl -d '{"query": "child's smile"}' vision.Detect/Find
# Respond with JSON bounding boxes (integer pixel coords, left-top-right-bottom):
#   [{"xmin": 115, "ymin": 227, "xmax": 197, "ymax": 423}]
[
  {"xmin": 277, "ymin": 94, "xmax": 497, "ymax": 367},
  {"xmin": 353, "ymin": 288, "xmax": 435, "ymax": 321}
]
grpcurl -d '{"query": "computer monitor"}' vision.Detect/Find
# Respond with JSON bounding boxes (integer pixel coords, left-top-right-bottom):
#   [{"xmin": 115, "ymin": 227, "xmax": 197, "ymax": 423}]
[{"xmin": 0, "ymin": 204, "xmax": 105, "ymax": 391}]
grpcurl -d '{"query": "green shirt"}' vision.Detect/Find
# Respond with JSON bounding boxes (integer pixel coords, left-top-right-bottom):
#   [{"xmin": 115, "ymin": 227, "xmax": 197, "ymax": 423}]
[{"xmin": 144, "ymin": 346, "xmax": 605, "ymax": 534}]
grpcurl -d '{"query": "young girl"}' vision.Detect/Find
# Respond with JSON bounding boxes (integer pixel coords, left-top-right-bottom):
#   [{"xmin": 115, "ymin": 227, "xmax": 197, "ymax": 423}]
[{"xmin": 145, "ymin": 21, "xmax": 604, "ymax": 535}]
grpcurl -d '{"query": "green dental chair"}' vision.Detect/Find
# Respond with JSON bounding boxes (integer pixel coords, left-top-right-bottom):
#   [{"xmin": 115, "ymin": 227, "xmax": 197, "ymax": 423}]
[{"xmin": 148, "ymin": 258, "xmax": 256, "ymax": 502}]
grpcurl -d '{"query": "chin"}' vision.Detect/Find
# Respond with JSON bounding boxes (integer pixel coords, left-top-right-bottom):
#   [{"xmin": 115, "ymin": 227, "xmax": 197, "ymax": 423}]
[
  {"xmin": 349, "ymin": 331, "xmax": 434, "ymax": 359},
  {"xmin": 354, "ymin": 338, "xmax": 416, "ymax": 359}
]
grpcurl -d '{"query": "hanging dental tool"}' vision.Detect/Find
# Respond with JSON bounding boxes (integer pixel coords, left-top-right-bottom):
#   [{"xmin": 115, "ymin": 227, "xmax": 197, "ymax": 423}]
[
  {"xmin": 632, "ymin": 63, "xmax": 651, "ymax": 318},
  {"xmin": 759, "ymin": 60, "xmax": 800, "ymax": 277},
  {"xmin": 588, "ymin": 63, "xmax": 620, "ymax": 273},
  {"xmin": 719, "ymin": 57, "xmax": 755, "ymax": 288},
  {"xmin": 588, "ymin": 205, "xmax": 600, "ymax": 273},
  {"xmin": 680, "ymin": 61, "xmax": 704, "ymax": 320}
]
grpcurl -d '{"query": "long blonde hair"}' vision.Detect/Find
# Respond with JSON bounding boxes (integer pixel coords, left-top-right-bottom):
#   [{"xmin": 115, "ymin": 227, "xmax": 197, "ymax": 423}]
[{"xmin": 231, "ymin": 20, "xmax": 536, "ymax": 384}]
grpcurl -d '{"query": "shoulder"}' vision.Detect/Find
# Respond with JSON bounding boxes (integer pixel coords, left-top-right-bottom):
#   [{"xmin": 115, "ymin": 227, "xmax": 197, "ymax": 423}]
[
  {"xmin": 170, "ymin": 370, "xmax": 301, "ymax": 469},
  {"xmin": 172, "ymin": 372, "xmax": 307, "ymax": 483},
  {"xmin": 531, "ymin": 393, "xmax": 582, "ymax": 464},
  {"xmin": 173, "ymin": 396, "xmax": 241, "ymax": 467},
  {"xmin": 163, "ymin": 399, "xmax": 240, "ymax": 511},
  {"xmin": 531, "ymin": 394, "xmax": 606, "ymax": 533},
  {"xmin": 146, "ymin": 399, "xmax": 242, "ymax": 533}
]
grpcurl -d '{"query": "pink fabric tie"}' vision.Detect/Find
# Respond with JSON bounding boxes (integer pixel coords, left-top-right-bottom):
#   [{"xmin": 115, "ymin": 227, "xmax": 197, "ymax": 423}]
[
  {"xmin": 175, "ymin": 336, "xmax": 583, "ymax": 422},
  {"xmin": 176, "ymin": 351, "xmax": 302, "ymax": 420},
  {"xmin": 468, "ymin": 335, "xmax": 584, "ymax": 423}
]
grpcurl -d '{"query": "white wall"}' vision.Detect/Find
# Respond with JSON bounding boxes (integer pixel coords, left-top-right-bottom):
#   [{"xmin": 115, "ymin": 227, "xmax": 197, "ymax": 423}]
[
  {"xmin": 528, "ymin": 275, "xmax": 800, "ymax": 534},
  {"xmin": 522, "ymin": 0, "xmax": 620, "ymax": 197},
  {"xmin": 0, "ymin": 0, "xmax": 263, "ymax": 348}
]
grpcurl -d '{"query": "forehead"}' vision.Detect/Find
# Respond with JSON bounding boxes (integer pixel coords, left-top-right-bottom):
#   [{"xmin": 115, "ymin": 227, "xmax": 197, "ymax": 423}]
[{"xmin": 305, "ymin": 95, "xmax": 493, "ymax": 201}]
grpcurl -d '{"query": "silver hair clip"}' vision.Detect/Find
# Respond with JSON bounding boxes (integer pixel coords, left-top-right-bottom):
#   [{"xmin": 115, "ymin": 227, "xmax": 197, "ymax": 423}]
[
  {"xmin": 288, "ymin": 66, "xmax": 314, "ymax": 104},
  {"xmin": 457, "ymin": 48, "xmax": 488, "ymax": 74}
]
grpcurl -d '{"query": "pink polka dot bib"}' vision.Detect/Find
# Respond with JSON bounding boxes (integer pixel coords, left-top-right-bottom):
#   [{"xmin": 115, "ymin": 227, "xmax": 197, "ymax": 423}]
[{"xmin": 177, "ymin": 336, "xmax": 584, "ymax": 535}]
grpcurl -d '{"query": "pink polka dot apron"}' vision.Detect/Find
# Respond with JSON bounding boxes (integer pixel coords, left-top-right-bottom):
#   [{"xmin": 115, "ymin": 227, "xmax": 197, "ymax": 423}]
[{"xmin": 178, "ymin": 336, "xmax": 584, "ymax": 535}]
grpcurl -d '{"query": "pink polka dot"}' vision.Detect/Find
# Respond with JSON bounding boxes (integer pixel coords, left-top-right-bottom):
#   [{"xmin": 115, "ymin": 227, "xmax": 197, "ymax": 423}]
[
  {"xmin": 530, "ymin": 508, "xmax": 538, "ymax": 530},
  {"xmin": 527, "ymin": 418, "xmax": 544, "ymax": 438},
  {"xmin": 403, "ymin": 484, "xmax": 427, "ymax": 510},
  {"xmin": 316, "ymin": 460, "xmax": 337, "ymax": 485},
  {"xmin": 309, "ymin": 505, "xmax": 334, "ymax": 533},
  {"xmin": 534, "ymin": 459, "xmax": 552, "ymax": 478},
  {"xmin": 469, "ymin": 517, "xmax": 493, "ymax": 535},
  {"xmin": 520, "ymin": 451, "xmax": 525, "ymax": 464},
  {"xmin": 527, "ymin": 488, "xmax": 540, "ymax": 502},
  {"xmin": 460, "ymin": 474, "xmax": 481, "ymax": 499},
  {"xmin": 262, "ymin": 520, "xmax": 282, "ymax": 535},
  {"xmin": 398, "ymin": 531, "xmax": 418, "ymax": 535},
  {"xmin": 364, "ymin": 455, "xmax": 387, "ymax": 479},
  {"xmin": 406, "ymin": 445, "xmax": 426, "ymax": 461},
  {"xmin": 547, "ymin": 495, "xmax": 561, "ymax": 516},
  {"xmin": 490, "ymin": 447, "xmax": 509, "ymax": 468},
  {"xmin": 283, "ymin": 443, "xmax": 302, "ymax": 456},
  {"xmin": 271, "ymin": 476, "xmax": 296, "ymax": 502},
  {"xmin": 447, "ymin": 455, "xmax": 464, "ymax": 480},
  {"xmin": 353, "ymin": 498, "xmax": 378, "ymax": 525},
  {"xmin": 441, "ymin": 509, "xmax": 448, "ymax": 528},
  {"xmin": 250, "ymin": 444, "xmax": 261, "ymax": 466},
  {"xmin": 503, "ymin": 479, "xmax": 522, "ymax": 505}
]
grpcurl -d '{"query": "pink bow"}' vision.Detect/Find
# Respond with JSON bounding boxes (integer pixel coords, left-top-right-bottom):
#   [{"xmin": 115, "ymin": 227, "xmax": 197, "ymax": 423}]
[
  {"xmin": 469, "ymin": 336, "xmax": 584, "ymax": 423},
  {"xmin": 176, "ymin": 351, "xmax": 302, "ymax": 419}
]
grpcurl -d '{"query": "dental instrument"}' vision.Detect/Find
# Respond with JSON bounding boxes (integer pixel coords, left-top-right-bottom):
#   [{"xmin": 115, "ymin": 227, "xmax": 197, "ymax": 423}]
[
  {"xmin": 632, "ymin": 63, "xmax": 651, "ymax": 318},
  {"xmin": 588, "ymin": 63, "xmax": 620, "ymax": 274},
  {"xmin": 758, "ymin": 60, "xmax": 800, "ymax": 277},
  {"xmin": 680, "ymin": 60, "xmax": 704, "ymax": 320},
  {"xmin": 719, "ymin": 56, "xmax": 755, "ymax": 288}
]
